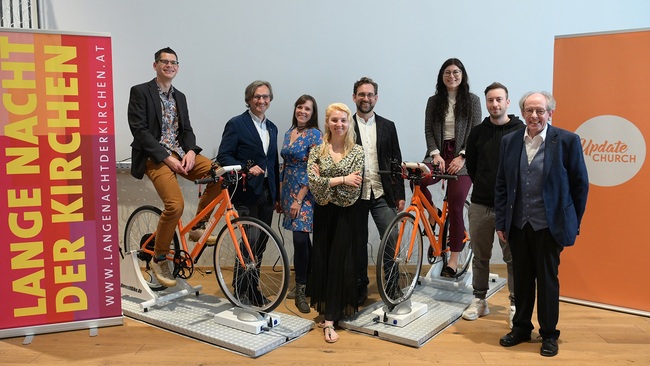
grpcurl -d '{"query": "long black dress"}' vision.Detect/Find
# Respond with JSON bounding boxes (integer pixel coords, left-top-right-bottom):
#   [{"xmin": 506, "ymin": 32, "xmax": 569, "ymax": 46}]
[{"xmin": 307, "ymin": 144, "xmax": 364, "ymax": 321}]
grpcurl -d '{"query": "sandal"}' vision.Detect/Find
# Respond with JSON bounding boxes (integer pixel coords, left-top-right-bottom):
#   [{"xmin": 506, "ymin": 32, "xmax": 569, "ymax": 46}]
[{"xmin": 323, "ymin": 325, "xmax": 339, "ymax": 343}]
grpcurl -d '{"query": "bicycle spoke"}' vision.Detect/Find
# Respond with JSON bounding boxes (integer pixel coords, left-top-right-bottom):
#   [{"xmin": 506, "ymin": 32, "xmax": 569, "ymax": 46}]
[
  {"xmin": 123, "ymin": 206, "xmax": 180, "ymax": 291},
  {"xmin": 213, "ymin": 217, "xmax": 288, "ymax": 312},
  {"xmin": 377, "ymin": 213, "xmax": 422, "ymax": 308}
]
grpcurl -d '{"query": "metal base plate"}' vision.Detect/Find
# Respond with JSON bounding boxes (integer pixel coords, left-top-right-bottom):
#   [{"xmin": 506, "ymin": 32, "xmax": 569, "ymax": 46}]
[
  {"xmin": 340, "ymin": 273, "xmax": 506, "ymax": 347},
  {"xmin": 122, "ymin": 293, "xmax": 313, "ymax": 357}
]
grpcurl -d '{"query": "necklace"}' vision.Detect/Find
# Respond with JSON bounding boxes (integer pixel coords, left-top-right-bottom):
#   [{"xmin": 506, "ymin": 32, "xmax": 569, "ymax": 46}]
[{"xmin": 296, "ymin": 125, "xmax": 307, "ymax": 132}]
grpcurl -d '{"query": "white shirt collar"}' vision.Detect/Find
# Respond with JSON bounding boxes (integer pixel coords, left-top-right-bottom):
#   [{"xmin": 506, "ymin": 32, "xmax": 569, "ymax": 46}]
[
  {"xmin": 356, "ymin": 113, "xmax": 375, "ymax": 126},
  {"xmin": 248, "ymin": 110, "xmax": 266, "ymax": 126},
  {"xmin": 524, "ymin": 122, "xmax": 548, "ymax": 142}
]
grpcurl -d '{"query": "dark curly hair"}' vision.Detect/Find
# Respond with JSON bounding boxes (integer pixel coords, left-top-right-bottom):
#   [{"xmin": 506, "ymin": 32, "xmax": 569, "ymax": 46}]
[{"xmin": 431, "ymin": 58, "xmax": 472, "ymax": 123}]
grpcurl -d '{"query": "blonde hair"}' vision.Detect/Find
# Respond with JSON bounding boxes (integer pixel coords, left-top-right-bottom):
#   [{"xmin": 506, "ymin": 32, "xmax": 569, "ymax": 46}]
[{"xmin": 319, "ymin": 103, "xmax": 357, "ymax": 158}]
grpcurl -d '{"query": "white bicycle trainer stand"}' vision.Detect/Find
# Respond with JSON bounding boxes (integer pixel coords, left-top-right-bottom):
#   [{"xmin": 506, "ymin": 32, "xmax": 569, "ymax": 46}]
[
  {"xmin": 213, "ymin": 308, "xmax": 281, "ymax": 335},
  {"xmin": 372, "ymin": 298, "xmax": 428, "ymax": 327},
  {"xmin": 120, "ymin": 250, "xmax": 202, "ymax": 312}
]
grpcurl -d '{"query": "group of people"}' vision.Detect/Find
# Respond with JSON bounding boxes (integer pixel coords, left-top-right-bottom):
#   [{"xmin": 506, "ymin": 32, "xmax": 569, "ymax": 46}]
[{"xmin": 128, "ymin": 47, "xmax": 589, "ymax": 356}]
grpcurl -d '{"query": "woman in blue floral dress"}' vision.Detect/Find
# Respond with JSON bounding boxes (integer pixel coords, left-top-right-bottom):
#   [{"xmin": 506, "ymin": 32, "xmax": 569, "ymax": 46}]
[{"xmin": 280, "ymin": 94, "xmax": 322, "ymax": 313}]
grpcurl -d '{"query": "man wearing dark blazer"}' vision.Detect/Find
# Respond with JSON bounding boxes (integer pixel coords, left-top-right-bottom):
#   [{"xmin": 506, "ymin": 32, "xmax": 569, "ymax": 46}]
[
  {"xmin": 217, "ymin": 80, "xmax": 280, "ymax": 306},
  {"xmin": 352, "ymin": 77, "xmax": 405, "ymax": 306},
  {"xmin": 495, "ymin": 91, "xmax": 589, "ymax": 357},
  {"xmin": 127, "ymin": 47, "xmax": 221, "ymax": 288}
]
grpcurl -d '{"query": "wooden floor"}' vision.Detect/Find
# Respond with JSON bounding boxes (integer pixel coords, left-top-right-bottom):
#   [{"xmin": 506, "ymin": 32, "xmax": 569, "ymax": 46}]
[{"xmin": 1, "ymin": 265, "xmax": 649, "ymax": 365}]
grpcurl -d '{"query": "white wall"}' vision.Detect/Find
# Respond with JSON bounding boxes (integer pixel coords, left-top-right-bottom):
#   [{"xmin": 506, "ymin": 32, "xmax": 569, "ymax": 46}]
[
  {"xmin": 42, "ymin": 0, "xmax": 650, "ymax": 162},
  {"xmin": 41, "ymin": 0, "xmax": 650, "ymax": 264}
]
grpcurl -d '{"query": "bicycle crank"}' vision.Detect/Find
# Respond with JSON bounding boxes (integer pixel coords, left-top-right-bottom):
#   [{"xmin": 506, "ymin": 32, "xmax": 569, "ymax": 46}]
[{"xmin": 173, "ymin": 250, "xmax": 194, "ymax": 279}]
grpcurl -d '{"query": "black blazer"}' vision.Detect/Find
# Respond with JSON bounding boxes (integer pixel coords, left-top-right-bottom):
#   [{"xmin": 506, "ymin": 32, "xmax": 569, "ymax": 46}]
[
  {"xmin": 217, "ymin": 111, "xmax": 280, "ymax": 205},
  {"xmin": 353, "ymin": 114, "xmax": 405, "ymax": 208},
  {"xmin": 127, "ymin": 79, "xmax": 201, "ymax": 179}
]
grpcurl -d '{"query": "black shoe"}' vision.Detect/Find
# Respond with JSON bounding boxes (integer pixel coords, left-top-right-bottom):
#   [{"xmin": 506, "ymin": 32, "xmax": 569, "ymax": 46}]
[
  {"xmin": 386, "ymin": 282, "xmax": 404, "ymax": 300},
  {"xmin": 237, "ymin": 289, "xmax": 270, "ymax": 307},
  {"xmin": 238, "ymin": 294, "xmax": 252, "ymax": 306},
  {"xmin": 540, "ymin": 338, "xmax": 558, "ymax": 357},
  {"xmin": 357, "ymin": 286, "xmax": 368, "ymax": 307},
  {"xmin": 440, "ymin": 266, "xmax": 456, "ymax": 278},
  {"xmin": 499, "ymin": 331, "xmax": 532, "ymax": 347},
  {"xmin": 249, "ymin": 288, "xmax": 271, "ymax": 307}
]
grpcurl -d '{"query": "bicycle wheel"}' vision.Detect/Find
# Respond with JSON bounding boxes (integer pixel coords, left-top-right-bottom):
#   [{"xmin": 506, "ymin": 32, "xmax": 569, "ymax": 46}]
[
  {"xmin": 376, "ymin": 212, "xmax": 423, "ymax": 308},
  {"xmin": 441, "ymin": 200, "xmax": 473, "ymax": 278},
  {"xmin": 213, "ymin": 217, "xmax": 289, "ymax": 313},
  {"xmin": 123, "ymin": 205, "xmax": 180, "ymax": 291}
]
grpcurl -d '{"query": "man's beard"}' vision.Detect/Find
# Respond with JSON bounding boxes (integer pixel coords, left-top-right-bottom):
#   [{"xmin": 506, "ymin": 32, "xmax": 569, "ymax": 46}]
[{"xmin": 357, "ymin": 102, "xmax": 374, "ymax": 114}]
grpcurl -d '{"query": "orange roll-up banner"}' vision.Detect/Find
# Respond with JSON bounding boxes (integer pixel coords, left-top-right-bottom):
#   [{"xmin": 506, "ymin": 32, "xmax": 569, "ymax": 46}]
[
  {"xmin": 0, "ymin": 29, "xmax": 122, "ymax": 337},
  {"xmin": 553, "ymin": 28, "xmax": 650, "ymax": 316}
]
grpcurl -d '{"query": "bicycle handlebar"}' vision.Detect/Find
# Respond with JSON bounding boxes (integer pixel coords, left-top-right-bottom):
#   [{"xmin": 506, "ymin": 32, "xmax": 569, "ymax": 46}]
[
  {"xmin": 195, "ymin": 176, "xmax": 216, "ymax": 185},
  {"xmin": 378, "ymin": 161, "xmax": 458, "ymax": 181},
  {"xmin": 194, "ymin": 164, "xmax": 244, "ymax": 185},
  {"xmin": 430, "ymin": 173, "xmax": 458, "ymax": 180}
]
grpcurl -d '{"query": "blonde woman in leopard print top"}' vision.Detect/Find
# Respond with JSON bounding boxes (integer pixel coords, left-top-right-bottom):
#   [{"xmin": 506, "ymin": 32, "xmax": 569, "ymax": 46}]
[{"xmin": 307, "ymin": 103, "xmax": 364, "ymax": 344}]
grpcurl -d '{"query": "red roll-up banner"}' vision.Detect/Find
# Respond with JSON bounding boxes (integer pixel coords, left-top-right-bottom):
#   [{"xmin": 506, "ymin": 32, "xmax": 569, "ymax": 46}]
[{"xmin": 0, "ymin": 29, "xmax": 122, "ymax": 337}]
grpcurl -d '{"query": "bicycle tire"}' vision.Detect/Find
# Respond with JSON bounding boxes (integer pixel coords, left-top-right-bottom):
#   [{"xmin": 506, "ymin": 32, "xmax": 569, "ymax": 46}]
[
  {"xmin": 213, "ymin": 217, "xmax": 289, "ymax": 313},
  {"xmin": 123, "ymin": 205, "xmax": 180, "ymax": 291},
  {"xmin": 441, "ymin": 200, "xmax": 473, "ymax": 278},
  {"xmin": 376, "ymin": 212, "xmax": 423, "ymax": 309}
]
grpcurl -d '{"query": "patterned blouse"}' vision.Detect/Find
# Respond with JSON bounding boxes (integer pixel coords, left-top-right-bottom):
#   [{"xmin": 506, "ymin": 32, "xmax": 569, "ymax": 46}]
[{"xmin": 308, "ymin": 144, "xmax": 364, "ymax": 207}]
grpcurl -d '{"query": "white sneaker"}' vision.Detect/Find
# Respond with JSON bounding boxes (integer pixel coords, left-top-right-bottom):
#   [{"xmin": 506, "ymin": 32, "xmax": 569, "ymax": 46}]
[
  {"xmin": 150, "ymin": 258, "xmax": 177, "ymax": 287},
  {"xmin": 508, "ymin": 304, "xmax": 516, "ymax": 329},
  {"xmin": 188, "ymin": 226, "xmax": 217, "ymax": 245},
  {"xmin": 462, "ymin": 298, "xmax": 490, "ymax": 320}
]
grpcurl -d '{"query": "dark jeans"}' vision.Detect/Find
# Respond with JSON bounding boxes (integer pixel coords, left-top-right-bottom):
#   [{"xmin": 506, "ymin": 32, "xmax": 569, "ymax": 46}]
[
  {"xmin": 293, "ymin": 231, "xmax": 312, "ymax": 285},
  {"xmin": 356, "ymin": 194, "xmax": 397, "ymax": 288},
  {"xmin": 232, "ymin": 181, "xmax": 275, "ymax": 296}
]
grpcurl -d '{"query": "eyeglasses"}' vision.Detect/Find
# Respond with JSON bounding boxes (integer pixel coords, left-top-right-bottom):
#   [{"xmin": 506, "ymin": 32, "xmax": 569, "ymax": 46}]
[
  {"xmin": 443, "ymin": 70, "xmax": 462, "ymax": 77},
  {"xmin": 524, "ymin": 108, "xmax": 548, "ymax": 117},
  {"xmin": 356, "ymin": 92, "xmax": 376, "ymax": 99},
  {"xmin": 157, "ymin": 59, "xmax": 179, "ymax": 66},
  {"xmin": 253, "ymin": 94, "xmax": 271, "ymax": 101}
]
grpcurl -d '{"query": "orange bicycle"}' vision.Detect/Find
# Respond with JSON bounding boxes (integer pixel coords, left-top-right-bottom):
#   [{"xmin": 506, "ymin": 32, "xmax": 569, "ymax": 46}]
[
  {"xmin": 123, "ymin": 164, "xmax": 289, "ymax": 313},
  {"xmin": 376, "ymin": 161, "xmax": 471, "ymax": 309}
]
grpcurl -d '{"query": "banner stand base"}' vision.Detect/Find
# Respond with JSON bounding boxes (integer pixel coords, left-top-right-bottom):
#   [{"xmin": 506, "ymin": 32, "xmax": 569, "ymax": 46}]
[{"xmin": 0, "ymin": 316, "xmax": 123, "ymax": 340}]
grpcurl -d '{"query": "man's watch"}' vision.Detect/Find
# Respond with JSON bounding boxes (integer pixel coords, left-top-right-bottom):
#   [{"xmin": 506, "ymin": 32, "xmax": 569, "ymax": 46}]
[{"xmin": 459, "ymin": 152, "xmax": 466, "ymax": 159}]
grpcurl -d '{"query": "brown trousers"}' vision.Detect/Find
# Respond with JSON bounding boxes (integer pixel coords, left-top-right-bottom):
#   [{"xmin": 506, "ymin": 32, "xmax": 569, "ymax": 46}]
[{"xmin": 144, "ymin": 153, "xmax": 221, "ymax": 256}]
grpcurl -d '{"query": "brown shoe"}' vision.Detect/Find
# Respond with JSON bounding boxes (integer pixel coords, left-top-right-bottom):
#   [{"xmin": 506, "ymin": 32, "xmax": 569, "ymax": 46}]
[
  {"xmin": 150, "ymin": 258, "xmax": 177, "ymax": 287},
  {"xmin": 188, "ymin": 224, "xmax": 216, "ymax": 245}
]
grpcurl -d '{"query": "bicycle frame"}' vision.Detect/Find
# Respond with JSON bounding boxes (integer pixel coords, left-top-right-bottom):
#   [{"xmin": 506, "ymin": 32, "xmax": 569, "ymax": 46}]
[
  {"xmin": 136, "ymin": 176, "xmax": 254, "ymax": 270},
  {"xmin": 376, "ymin": 161, "xmax": 473, "ymax": 308},
  {"xmin": 395, "ymin": 183, "xmax": 450, "ymax": 263},
  {"xmin": 124, "ymin": 164, "xmax": 290, "ymax": 312}
]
